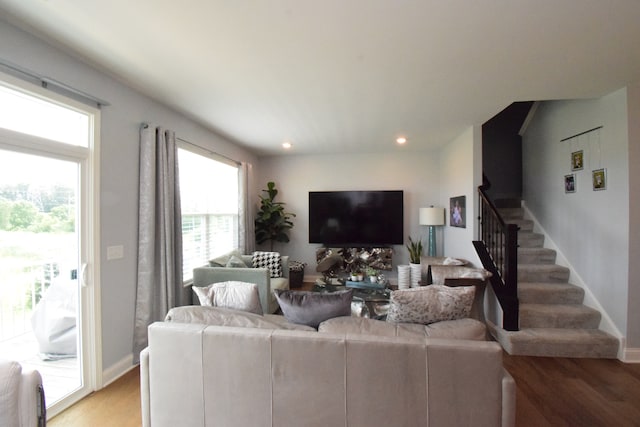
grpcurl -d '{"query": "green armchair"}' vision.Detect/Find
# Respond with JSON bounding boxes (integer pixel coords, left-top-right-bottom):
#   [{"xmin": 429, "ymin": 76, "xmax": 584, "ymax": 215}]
[{"xmin": 192, "ymin": 255, "xmax": 289, "ymax": 314}]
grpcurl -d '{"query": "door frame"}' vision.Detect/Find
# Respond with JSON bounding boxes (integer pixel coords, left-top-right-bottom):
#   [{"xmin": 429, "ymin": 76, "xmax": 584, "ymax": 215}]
[{"xmin": 0, "ymin": 71, "xmax": 102, "ymax": 418}]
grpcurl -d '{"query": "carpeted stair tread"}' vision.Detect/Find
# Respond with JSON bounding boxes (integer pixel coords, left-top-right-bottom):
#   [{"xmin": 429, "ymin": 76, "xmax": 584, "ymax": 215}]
[
  {"xmin": 497, "ymin": 207, "xmax": 524, "ymax": 220},
  {"xmin": 518, "ymin": 282, "xmax": 584, "ymax": 304},
  {"xmin": 519, "ymin": 303, "xmax": 601, "ymax": 329},
  {"xmin": 518, "ymin": 247, "xmax": 557, "ymax": 264},
  {"xmin": 517, "ymin": 232, "xmax": 545, "ymax": 248},
  {"xmin": 518, "ymin": 263, "xmax": 570, "ymax": 283},
  {"xmin": 504, "ymin": 218, "xmax": 534, "ymax": 232},
  {"xmin": 493, "ymin": 327, "xmax": 619, "ymax": 358}
]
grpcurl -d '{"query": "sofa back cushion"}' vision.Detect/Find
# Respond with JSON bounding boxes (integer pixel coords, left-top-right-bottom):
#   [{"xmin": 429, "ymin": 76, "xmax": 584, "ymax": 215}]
[
  {"xmin": 318, "ymin": 316, "xmax": 487, "ymax": 341},
  {"xmin": 164, "ymin": 306, "xmax": 315, "ymax": 331}
]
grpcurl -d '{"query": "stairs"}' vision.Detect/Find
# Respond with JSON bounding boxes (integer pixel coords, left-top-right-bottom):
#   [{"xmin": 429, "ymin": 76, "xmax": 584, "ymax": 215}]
[{"xmin": 488, "ymin": 206, "xmax": 619, "ymax": 358}]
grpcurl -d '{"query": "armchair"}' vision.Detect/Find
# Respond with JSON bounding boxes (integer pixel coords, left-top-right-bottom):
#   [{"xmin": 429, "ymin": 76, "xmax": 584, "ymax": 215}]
[
  {"xmin": 192, "ymin": 255, "xmax": 289, "ymax": 314},
  {"xmin": 0, "ymin": 359, "xmax": 46, "ymax": 427}
]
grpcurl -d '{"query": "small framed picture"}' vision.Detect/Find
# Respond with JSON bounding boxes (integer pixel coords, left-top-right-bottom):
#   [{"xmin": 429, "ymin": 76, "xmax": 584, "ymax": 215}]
[
  {"xmin": 564, "ymin": 174, "xmax": 576, "ymax": 193},
  {"xmin": 571, "ymin": 150, "xmax": 584, "ymax": 171},
  {"xmin": 449, "ymin": 196, "xmax": 466, "ymax": 228},
  {"xmin": 592, "ymin": 168, "xmax": 606, "ymax": 191}
]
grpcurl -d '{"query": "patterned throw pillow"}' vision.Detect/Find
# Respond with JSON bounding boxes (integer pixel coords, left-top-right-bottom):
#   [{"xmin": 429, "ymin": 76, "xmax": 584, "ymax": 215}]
[
  {"xmin": 252, "ymin": 251, "xmax": 282, "ymax": 278},
  {"xmin": 386, "ymin": 285, "xmax": 475, "ymax": 325}
]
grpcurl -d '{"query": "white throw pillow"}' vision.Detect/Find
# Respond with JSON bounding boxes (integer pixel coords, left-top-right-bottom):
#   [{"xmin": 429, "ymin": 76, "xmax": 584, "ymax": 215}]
[
  {"xmin": 212, "ymin": 281, "xmax": 263, "ymax": 315},
  {"xmin": 192, "ymin": 281, "xmax": 263, "ymax": 315},
  {"xmin": 192, "ymin": 284, "xmax": 215, "ymax": 306}
]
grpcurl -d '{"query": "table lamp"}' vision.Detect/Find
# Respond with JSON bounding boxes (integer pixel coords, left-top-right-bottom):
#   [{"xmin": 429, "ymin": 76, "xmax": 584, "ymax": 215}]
[{"xmin": 419, "ymin": 207, "xmax": 445, "ymax": 257}]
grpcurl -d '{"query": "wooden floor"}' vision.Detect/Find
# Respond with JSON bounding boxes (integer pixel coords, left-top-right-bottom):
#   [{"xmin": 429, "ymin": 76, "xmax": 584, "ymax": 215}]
[
  {"xmin": 48, "ymin": 367, "xmax": 141, "ymax": 427},
  {"xmin": 49, "ymin": 354, "xmax": 640, "ymax": 426}
]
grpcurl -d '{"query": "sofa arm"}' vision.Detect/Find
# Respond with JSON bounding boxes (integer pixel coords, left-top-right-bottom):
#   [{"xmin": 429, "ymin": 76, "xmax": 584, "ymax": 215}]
[
  {"xmin": 502, "ymin": 368, "xmax": 516, "ymax": 427},
  {"xmin": 193, "ymin": 267, "xmax": 270, "ymax": 314},
  {"xmin": 140, "ymin": 347, "xmax": 151, "ymax": 427}
]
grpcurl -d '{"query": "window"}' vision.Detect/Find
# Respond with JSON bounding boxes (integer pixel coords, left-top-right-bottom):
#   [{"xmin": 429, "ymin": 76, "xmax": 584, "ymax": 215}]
[
  {"xmin": 0, "ymin": 84, "xmax": 90, "ymax": 147},
  {"xmin": 178, "ymin": 145, "xmax": 239, "ymax": 282}
]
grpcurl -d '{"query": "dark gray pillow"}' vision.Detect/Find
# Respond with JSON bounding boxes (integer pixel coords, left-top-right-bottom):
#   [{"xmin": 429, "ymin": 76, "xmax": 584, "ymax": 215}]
[{"xmin": 274, "ymin": 289, "xmax": 353, "ymax": 328}]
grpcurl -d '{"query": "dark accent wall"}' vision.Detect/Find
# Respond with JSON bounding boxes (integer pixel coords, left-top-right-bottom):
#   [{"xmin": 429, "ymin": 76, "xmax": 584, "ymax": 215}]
[{"xmin": 482, "ymin": 102, "xmax": 533, "ymax": 204}]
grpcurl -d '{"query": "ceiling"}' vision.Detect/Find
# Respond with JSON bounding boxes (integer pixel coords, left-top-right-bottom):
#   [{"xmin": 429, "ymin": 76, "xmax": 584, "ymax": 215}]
[{"xmin": 2, "ymin": 0, "xmax": 640, "ymax": 156}]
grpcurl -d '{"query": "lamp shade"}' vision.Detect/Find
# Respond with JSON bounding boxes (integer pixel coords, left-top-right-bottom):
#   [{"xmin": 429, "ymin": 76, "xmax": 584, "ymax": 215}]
[{"xmin": 419, "ymin": 207, "xmax": 445, "ymax": 226}]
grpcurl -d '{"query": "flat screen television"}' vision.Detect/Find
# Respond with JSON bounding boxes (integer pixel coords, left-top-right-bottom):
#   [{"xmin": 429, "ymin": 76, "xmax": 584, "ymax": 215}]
[{"xmin": 308, "ymin": 190, "xmax": 403, "ymax": 246}]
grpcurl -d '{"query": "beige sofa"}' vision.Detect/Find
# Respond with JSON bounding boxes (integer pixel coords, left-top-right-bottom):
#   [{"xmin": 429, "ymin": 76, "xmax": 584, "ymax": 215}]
[{"xmin": 140, "ymin": 310, "xmax": 516, "ymax": 427}]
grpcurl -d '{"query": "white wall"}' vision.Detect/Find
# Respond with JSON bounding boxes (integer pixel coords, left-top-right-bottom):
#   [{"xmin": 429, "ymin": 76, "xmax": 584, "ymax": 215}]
[
  {"xmin": 522, "ymin": 90, "xmax": 630, "ymax": 337},
  {"xmin": 0, "ymin": 18, "xmax": 258, "ymax": 373},
  {"xmin": 627, "ymin": 80, "xmax": 640, "ymax": 349},
  {"xmin": 257, "ymin": 150, "xmax": 442, "ymax": 282},
  {"xmin": 439, "ymin": 126, "xmax": 483, "ymax": 265}
]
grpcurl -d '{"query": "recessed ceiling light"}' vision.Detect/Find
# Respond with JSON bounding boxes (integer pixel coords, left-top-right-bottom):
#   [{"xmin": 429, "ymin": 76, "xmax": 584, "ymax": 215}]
[
  {"xmin": 282, "ymin": 141, "xmax": 292, "ymax": 149},
  {"xmin": 396, "ymin": 137, "xmax": 407, "ymax": 144}
]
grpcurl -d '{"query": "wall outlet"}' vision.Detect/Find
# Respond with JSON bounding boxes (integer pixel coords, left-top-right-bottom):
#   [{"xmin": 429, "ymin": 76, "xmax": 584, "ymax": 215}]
[{"xmin": 107, "ymin": 245, "xmax": 124, "ymax": 260}]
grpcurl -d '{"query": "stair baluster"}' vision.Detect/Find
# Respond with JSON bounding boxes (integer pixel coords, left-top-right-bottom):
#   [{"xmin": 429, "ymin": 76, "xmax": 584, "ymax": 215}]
[{"xmin": 473, "ymin": 185, "xmax": 519, "ymax": 331}]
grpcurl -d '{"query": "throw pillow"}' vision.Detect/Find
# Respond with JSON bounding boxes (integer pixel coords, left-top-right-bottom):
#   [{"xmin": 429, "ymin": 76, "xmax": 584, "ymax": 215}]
[
  {"xmin": 274, "ymin": 289, "xmax": 353, "ymax": 328},
  {"xmin": 252, "ymin": 251, "xmax": 282, "ymax": 278},
  {"xmin": 191, "ymin": 281, "xmax": 263, "ymax": 314},
  {"xmin": 192, "ymin": 284, "xmax": 215, "ymax": 306},
  {"xmin": 226, "ymin": 254, "xmax": 248, "ymax": 268},
  {"xmin": 209, "ymin": 249, "xmax": 242, "ymax": 267},
  {"xmin": 386, "ymin": 285, "xmax": 475, "ymax": 325},
  {"xmin": 212, "ymin": 281, "xmax": 263, "ymax": 314}
]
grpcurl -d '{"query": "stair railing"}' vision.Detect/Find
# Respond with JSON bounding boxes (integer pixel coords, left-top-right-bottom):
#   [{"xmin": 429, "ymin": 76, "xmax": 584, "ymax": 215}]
[{"xmin": 473, "ymin": 183, "xmax": 519, "ymax": 331}]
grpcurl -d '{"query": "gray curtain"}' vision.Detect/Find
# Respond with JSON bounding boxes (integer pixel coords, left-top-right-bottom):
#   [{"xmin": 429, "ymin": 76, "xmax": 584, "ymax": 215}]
[
  {"xmin": 133, "ymin": 124, "xmax": 188, "ymax": 359},
  {"xmin": 238, "ymin": 161, "xmax": 255, "ymax": 254}
]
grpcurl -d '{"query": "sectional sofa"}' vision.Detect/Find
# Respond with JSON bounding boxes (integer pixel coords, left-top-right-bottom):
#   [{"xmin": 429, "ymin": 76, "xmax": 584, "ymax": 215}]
[{"xmin": 140, "ymin": 306, "xmax": 516, "ymax": 427}]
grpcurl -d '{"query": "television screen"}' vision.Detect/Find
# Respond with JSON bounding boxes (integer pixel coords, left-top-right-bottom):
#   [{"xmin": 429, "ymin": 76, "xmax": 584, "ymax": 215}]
[{"xmin": 308, "ymin": 190, "xmax": 403, "ymax": 246}]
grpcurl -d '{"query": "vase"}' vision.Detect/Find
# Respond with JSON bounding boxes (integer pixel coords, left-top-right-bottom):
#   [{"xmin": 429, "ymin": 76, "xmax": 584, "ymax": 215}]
[
  {"xmin": 397, "ymin": 265, "xmax": 410, "ymax": 289},
  {"xmin": 410, "ymin": 262, "xmax": 422, "ymax": 288}
]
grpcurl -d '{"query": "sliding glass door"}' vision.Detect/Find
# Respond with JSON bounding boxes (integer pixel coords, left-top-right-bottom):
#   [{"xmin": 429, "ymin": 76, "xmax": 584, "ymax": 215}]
[{"xmin": 0, "ymin": 73, "xmax": 100, "ymax": 418}]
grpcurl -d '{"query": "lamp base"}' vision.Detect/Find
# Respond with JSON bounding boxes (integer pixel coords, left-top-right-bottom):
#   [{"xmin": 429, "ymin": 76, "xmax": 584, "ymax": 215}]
[{"xmin": 428, "ymin": 225, "xmax": 437, "ymax": 257}]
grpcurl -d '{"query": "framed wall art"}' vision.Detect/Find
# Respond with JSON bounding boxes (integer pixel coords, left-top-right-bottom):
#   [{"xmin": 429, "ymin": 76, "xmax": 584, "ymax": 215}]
[
  {"xmin": 564, "ymin": 174, "xmax": 576, "ymax": 193},
  {"xmin": 571, "ymin": 150, "xmax": 584, "ymax": 171},
  {"xmin": 592, "ymin": 168, "xmax": 606, "ymax": 191},
  {"xmin": 449, "ymin": 196, "xmax": 466, "ymax": 228}
]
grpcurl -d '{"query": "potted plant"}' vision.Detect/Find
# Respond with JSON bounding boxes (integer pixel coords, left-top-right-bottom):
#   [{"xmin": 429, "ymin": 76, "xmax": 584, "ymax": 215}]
[
  {"xmin": 365, "ymin": 266, "xmax": 378, "ymax": 283},
  {"xmin": 406, "ymin": 236, "xmax": 423, "ymax": 287},
  {"xmin": 406, "ymin": 236, "xmax": 423, "ymax": 264},
  {"xmin": 255, "ymin": 182, "xmax": 296, "ymax": 251}
]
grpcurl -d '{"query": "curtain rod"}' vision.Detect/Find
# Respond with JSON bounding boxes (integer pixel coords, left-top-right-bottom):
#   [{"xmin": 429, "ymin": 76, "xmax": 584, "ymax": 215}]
[
  {"xmin": 560, "ymin": 126, "xmax": 603, "ymax": 142},
  {"xmin": 177, "ymin": 137, "xmax": 240, "ymax": 166},
  {"xmin": 142, "ymin": 123, "xmax": 240, "ymax": 165},
  {"xmin": 0, "ymin": 58, "xmax": 110, "ymax": 108}
]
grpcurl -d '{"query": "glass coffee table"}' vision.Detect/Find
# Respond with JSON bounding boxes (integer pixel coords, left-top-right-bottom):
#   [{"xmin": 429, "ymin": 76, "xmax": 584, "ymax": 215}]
[{"xmin": 312, "ymin": 281, "xmax": 391, "ymax": 320}]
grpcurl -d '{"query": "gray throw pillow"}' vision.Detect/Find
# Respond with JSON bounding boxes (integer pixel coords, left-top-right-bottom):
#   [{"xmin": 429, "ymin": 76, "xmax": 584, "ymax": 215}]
[
  {"xmin": 274, "ymin": 289, "xmax": 353, "ymax": 328},
  {"xmin": 226, "ymin": 254, "xmax": 248, "ymax": 268}
]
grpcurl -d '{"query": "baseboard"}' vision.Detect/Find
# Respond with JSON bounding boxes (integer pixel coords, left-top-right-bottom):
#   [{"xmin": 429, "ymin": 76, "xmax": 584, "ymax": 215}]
[
  {"xmin": 102, "ymin": 353, "xmax": 136, "ymax": 388},
  {"xmin": 623, "ymin": 347, "xmax": 640, "ymax": 363}
]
